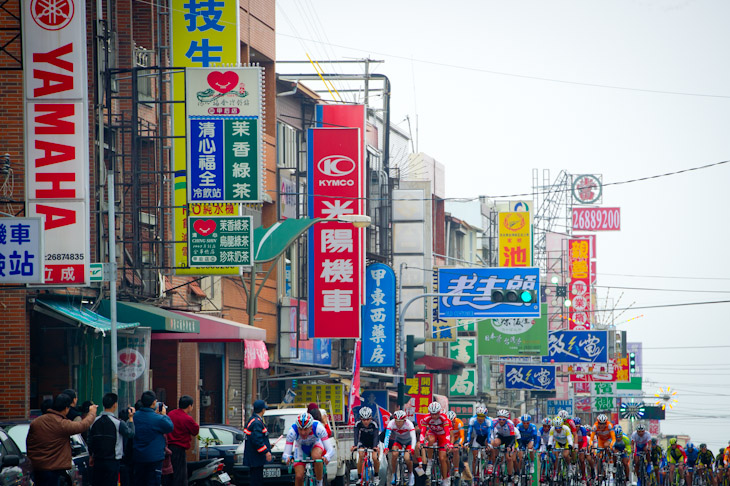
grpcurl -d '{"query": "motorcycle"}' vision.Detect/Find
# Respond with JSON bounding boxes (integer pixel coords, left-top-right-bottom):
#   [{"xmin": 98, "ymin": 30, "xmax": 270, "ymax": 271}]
[{"xmin": 188, "ymin": 457, "xmax": 232, "ymax": 485}]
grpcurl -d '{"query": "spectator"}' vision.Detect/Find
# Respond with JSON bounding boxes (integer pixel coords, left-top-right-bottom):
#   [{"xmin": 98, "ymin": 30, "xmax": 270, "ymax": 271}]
[
  {"xmin": 40, "ymin": 398, "xmax": 53, "ymax": 415},
  {"xmin": 133, "ymin": 390, "xmax": 174, "ymax": 486},
  {"xmin": 167, "ymin": 395, "xmax": 200, "ymax": 486},
  {"xmin": 243, "ymin": 400, "xmax": 272, "ymax": 486},
  {"xmin": 118, "ymin": 406, "xmax": 135, "ymax": 486},
  {"xmin": 88, "ymin": 393, "xmax": 135, "ymax": 486},
  {"xmin": 27, "ymin": 393, "xmax": 98, "ymax": 486},
  {"xmin": 309, "ymin": 407, "xmax": 333, "ymax": 438},
  {"xmin": 63, "ymin": 388, "xmax": 83, "ymax": 421}
]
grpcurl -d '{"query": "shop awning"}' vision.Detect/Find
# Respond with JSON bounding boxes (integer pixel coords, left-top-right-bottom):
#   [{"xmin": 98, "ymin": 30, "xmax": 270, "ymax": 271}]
[
  {"xmin": 35, "ymin": 299, "xmax": 139, "ymax": 334},
  {"xmin": 150, "ymin": 311, "xmax": 266, "ymax": 342},
  {"xmin": 416, "ymin": 355, "xmax": 466, "ymax": 374},
  {"xmin": 98, "ymin": 300, "xmax": 199, "ymax": 333},
  {"xmin": 253, "ymin": 218, "xmax": 320, "ymax": 263}
]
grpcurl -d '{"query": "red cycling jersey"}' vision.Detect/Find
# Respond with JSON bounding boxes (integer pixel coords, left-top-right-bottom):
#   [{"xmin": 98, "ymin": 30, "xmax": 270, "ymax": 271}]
[{"xmin": 419, "ymin": 413, "xmax": 452, "ymax": 447}]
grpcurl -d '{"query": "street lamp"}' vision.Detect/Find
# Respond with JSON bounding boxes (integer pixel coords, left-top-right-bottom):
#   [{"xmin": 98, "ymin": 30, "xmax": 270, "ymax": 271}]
[{"xmin": 336, "ymin": 214, "xmax": 371, "ymax": 228}]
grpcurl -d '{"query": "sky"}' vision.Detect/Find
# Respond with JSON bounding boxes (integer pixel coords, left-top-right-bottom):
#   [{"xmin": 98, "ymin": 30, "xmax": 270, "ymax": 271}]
[{"xmin": 275, "ymin": 0, "xmax": 730, "ymax": 450}]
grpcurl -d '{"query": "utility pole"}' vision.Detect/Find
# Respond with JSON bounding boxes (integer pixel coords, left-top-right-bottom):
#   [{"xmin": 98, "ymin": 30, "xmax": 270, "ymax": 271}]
[{"xmin": 108, "ymin": 173, "xmax": 118, "ymax": 394}]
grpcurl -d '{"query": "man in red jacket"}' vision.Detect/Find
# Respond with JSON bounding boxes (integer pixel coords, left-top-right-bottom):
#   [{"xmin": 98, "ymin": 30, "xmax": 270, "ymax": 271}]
[{"xmin": 167, "ymin": 395, "xmax": 200, "ymax": 486}]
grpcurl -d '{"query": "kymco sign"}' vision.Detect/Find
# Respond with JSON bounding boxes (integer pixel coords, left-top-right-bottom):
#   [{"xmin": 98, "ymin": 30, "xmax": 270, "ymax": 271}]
[{"xmin": 23, "ymin": 0, "xmax": 90, "ymax": 284}]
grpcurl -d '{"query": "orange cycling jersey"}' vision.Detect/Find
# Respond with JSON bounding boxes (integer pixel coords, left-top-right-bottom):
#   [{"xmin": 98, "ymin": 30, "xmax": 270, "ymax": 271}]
[
  {"xmin": 590, "ymin": 422, "xmax": 616, "ymax": 447},
  {"xmin": 450, "ymin": 418, "xmax": 465, "ymax": 445}
]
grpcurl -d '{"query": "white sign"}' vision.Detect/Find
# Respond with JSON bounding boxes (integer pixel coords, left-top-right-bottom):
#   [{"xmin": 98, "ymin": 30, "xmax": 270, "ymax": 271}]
[
  {"xmin": 0, "ymin": 218, "xmax": 44, "ymax": 283},
  {"xmin": 118, "ymin": 348, "xmax": 146, "ymax": 382},
  {"xmin": 23, "ymin": 0, "xmax": 90, "ymax": 285}
]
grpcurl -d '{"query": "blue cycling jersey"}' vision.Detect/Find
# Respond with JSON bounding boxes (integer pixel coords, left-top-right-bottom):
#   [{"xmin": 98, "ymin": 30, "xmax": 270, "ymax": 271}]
[
  {"xmin": 686, "ymin": 448, "xmax": 699, "ymax": 466},
  {"xmin": 517, "ymin": 423, "xmax": 539, "ymax": 448},
  {"xmin": 467, "ymin": 416, "xmax": 493, "ymax": 444}
]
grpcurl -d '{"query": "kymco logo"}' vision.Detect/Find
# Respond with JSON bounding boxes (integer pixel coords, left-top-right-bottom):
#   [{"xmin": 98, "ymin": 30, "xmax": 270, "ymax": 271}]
[{"xmin": 317, "ymin": 155, "xmax": 355, "ymax": 177}]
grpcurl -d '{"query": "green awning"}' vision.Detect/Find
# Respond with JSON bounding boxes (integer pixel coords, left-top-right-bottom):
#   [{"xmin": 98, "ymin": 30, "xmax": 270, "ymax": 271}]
[
  {"xmin": 98, "ymin": 300, "xmax": 199, "ymax": 333},
  {"xmin": 35, "ymin": 299, "xmax": 139, "ymax": 333},
  {"xmin": 253, "ymin": 218, "xmax": 321, "ymax": 263}
]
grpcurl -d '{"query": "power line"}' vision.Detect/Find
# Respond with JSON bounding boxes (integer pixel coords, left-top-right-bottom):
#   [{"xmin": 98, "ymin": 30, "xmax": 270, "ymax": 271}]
[
  {"xmin": 595, "ymin": 285, "xmax": 730, "ymax": 294},
  {"xmin": 600, "ymin": 272, "xmax": 730, "ymax": 281}
]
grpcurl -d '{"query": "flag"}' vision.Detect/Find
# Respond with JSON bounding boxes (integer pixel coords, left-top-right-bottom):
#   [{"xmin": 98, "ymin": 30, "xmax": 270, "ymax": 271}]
[{"xmin": 348, "ymin": 340, "xmax": 362, "ymax": 425}]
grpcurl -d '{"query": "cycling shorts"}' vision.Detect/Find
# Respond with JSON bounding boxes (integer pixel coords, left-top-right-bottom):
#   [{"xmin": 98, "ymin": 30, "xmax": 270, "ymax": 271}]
[
  {"xmin": 357, "ymin": 436, "xmax": 378, "ymax": 449},
  {"xmin": 667, "ymin": 455, "xmax": 685, "ymax": 465},
  {"xmin": 425, "ymin": 432, "xmax": 451, "ymax": 448},
  {"xmin": 517, "ymin": 439, "xmax": 534, "ymax": 450},
  {"xmin": 470, "ymin": 435, "xmax": 489, "ymax": 449},
  {"xmin": 553, "ymin": 441, "xmax": 571, "ymax": 451},
  {"xmin": 495, "ymin": 435, "xmax": 515, "ymax": 448},
  {"xmin": 596, "ymin": 438, "xmax": 614, "ymax": 449},
  {"xmin": 391, "ymin": 439, "xmax": 413, "ymax": 450},
  {"xmin": 293, "ymin": 440, "xmax": 325, "ymax": 467},
  {"xmin": 635, "ymin": 443, "xmax": 648, "ymax": 452}
]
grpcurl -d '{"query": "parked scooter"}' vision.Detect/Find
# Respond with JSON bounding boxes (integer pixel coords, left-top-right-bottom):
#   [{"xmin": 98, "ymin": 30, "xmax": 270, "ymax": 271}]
[{"xmin": 188, "ymin": 457, "xmax": 232, "ymax": 485}]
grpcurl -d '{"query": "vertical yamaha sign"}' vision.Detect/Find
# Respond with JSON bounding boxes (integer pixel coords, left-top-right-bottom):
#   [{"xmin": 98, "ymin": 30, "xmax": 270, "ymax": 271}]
[{"xmin": 23, "ymin": 0, "xmax": 90, "ymax": 285}]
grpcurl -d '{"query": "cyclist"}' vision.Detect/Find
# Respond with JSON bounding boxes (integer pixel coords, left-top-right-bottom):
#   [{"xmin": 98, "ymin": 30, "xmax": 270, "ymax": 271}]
[
  {"xmin": 685, "ymin": 442, "xmax": 699, "ymax": 486},
  {"xmin": 573, "ymin": 416, "xmax": 589, "ymax": 482},
  {"xmin": 383, "ymin": 410, "xmax": 417, "ymax": 486},
  {"xmin": 446, "ymin": 411, "xmax": 468, "ymax": 481},
  {"xmin": 548, "ymin": 416, "xmax": 574, "ymax": 471},
  {"xmin": 538, "ymin": 418, "xmax": 553, "ymax": 484},
  {"xmin": 650, "ymin": 438, "xmax": 664, "ymax": 485},
  {"xmin": 516, "ymin": 414, "xmax": 538, "ymax": 475},
  {"xmin": 613, "ymin": 425, "xmax": 631, "ymax": 482},
  {"xmin": 491, "ymin": 409, "xmax": 521, "ymax": 482},
  {"xmin": 630, "ymin": 423, "xmax": 652, "ymax": 481},
  {"xmin": 466, "ymin": 406, "xmax": 493, "ymax": 479},
  {"xmin": 283, "ymin": 412, "xmax": 335, "ymax": 486},
  {"xmin": 666, "ymin": 438, "xmax": 687, "ymax": 486},
  {"xmin": 697, "ymin": 443, "xmax": 716, "ymax": 486},
  {"xmin": 419, "ymin": 401, "xmax": 453, "ymax": 486},
  {"xmin": 716, "ymin": 447, "xmax": 726, "ymax": 483},
  {"xmin": 351, "ymin": 407, "xmax": 380, "ymax": 485},
  {"xmin": 590, "ymin": 413, "xmax": 616, "ymax": 474}
]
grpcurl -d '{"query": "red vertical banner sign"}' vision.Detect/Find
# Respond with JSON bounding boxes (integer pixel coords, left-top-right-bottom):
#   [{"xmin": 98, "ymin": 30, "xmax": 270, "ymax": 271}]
[
  {"xmin": 568, "ymin": 238, "xmax": 592, "ymax": 330},
  {"xmin": 308, "ymin": 127, "xmax": 363, "ymax": 338},
  {"xmin": 348, "ymin": 340, "xmax": 362, "ymax": 425}
]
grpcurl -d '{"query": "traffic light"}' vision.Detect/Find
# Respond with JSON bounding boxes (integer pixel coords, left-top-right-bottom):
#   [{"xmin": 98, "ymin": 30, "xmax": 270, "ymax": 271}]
[
  {"xmin": 406, "ymin": 335, "xmax": 426, "ymax": 377},
  {"xmin": 491, "ymin": 288, "xmax": 537, "ymax": 304},
  {"xmin": 397, "ymin": 382, "xmax": 412, "ymax": 407},
  {"xmin": 629, "ymin": 352, "xmax": 636, "ymax": 374}
]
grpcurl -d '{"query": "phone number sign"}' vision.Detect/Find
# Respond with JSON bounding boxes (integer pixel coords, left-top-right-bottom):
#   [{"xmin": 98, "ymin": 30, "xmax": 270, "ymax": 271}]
[{"xmin": 572, "ymin": 207, "xmax": 621, "ymax": 231}]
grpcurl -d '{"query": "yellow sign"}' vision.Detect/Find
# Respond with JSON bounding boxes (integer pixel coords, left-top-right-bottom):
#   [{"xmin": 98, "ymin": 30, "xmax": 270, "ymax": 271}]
[
  {"xmin": 298, "ymin": 384, "xmax": 345, "ymax": 422},
  {"xmin": 498, "ymin": 212, "xmax": 531, "ymax": 267},
  {"xmin": 171, "ymin": 0, "xmax": 240, "ymax": 274}
]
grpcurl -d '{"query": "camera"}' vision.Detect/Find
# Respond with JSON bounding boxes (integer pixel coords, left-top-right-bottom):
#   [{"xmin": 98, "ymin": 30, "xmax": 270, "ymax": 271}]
[{"xmin": 157, "ymin": 402, "xmax": 166, "ymax": 412}]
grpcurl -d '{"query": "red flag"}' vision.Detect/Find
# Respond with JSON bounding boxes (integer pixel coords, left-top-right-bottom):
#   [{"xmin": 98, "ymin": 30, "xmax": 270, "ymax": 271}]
[{"xmin": 348, "ymin": 340, "xmax": 362, "ymax": 425}]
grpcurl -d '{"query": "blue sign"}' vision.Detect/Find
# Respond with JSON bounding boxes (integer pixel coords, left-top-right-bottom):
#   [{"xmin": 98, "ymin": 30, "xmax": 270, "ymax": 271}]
[
  {"xmin": 547, "ymin": 399, "xmax": 573, "ymax": 416},
  {"xmin": 0, "ymin": 217, "xmax": 43, "ymax": 284},
  {"xmin": 358, "ymin": 390, "xmax": 389, "ymax": 428},
  {"xmin": 189, "ymin": 119, "xmax": 224, "ymax": 201},
  {"xmin": 542, "ymin": 330, "xmax": 609, "ymax": 363},
  {"xmin": 505, "ymin": 364, "xmax": 556, "ymax": 390},
  {"xmin": 362, "ymin": 263, "xmax": 396, "ymax": 367},
  {"xmin": 437, "ymin": 267, "xmax": 541, "ymax": 318}
]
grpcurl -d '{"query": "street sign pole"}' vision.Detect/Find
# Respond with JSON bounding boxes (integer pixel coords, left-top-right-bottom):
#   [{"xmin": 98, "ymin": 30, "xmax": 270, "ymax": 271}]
[{"xmin": 108, "ymin": 173, "xmax": 119, "ymax": 394}]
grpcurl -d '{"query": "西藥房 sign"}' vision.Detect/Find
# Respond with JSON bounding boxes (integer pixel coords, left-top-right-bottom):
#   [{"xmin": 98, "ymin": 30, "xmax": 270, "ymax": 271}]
[{"xmin": 362, "ymin": 264, "xmax": 396, "ymax": 367}]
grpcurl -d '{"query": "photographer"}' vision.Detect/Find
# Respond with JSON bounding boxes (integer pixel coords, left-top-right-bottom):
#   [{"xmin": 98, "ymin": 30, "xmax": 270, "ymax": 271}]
[
  {"xmin": 133, "ymin": 391, "xmax": 174, "ymax": 486},
  {"xmin": 167, "ymin": 395, "xmax": 200, "ymax": 486},
  {"xmin": 88, "ymin": 393, "xmax": 135, "ymax": 486}
]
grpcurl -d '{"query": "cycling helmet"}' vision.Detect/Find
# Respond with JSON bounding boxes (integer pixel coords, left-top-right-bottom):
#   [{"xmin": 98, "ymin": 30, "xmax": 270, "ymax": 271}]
[
  {"xmin": 428, "ymin": 402, "xmax": 442, "ymax": 414},
  {"xmin": 651, "ymin": 438, "xmax": 658, "ymax": 444},
  {"xmin": 573, "ymin": 417, "xmax": 581, "ymax": 425},
  {"xmin": 475, "ymin": 406, "xmax": 487, "ymax": 416},
  {"xmin": 686, "ymin": 442, "xmax": 694, "ymax": 450},
  {"xmin": 596, "ymin": 414, "xmax": 608, "ymax": 424},
  {"xmin": 557, "ymin": 410, "xmax": 570, "ymax": 420},
  {"xmin": 497, "ymin": 409, "xmax": 510, "ymax": 419},
  {"xmin": 393, "ymin": 410, "xmax": 407, "ymax": 420},
  {"xmin": 296, "ymin": 412, "xmax": 314, "ymax": 429},
  {"xmin": 447, "ymin": 411, "xmax": 457, "ymax": 421},
  {"xmin": 521, "ymin": 414, "xmax": 532, "ymax": 423},
  {"xmin": 669, "ymin": 438, "xmax": 677, "ymax": 445},
  {"xmin": 636, "ymin": 423, "xmax": 646, "ymax": 432},
  {"xmin": 700, "ymin": 444, "xmax": 707, "ymax": 449},
  {"xmin": 359, "ymin": 407, "xmax": 372, "ymax": 419},
  {"xmin": 542, "ymin": 418, "xmax": 552, "ymax": 426},
  {"xmin": 614, "ymin": 425, "xmax": 623, "ymax": 435},
  {"xmin": 552, "ymin": 417, "xmax": 563, "ymax": 428}
]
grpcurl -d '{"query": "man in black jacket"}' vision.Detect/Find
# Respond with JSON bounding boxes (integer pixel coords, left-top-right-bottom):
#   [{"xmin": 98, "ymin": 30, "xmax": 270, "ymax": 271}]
[
  {"xmin": 88, "ymin": 393, "xmax": 135, "ymax": 486},
  {"xmin": 243, "ymin": 400, "xmax": 272, "ymax": 486}
]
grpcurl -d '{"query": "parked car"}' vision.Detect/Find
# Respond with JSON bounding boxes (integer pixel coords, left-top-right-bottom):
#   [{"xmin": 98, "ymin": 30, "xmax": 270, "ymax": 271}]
[
  {"xmin": 197, "ymin": 424, "xmax": 245, "ymax": 477},
  {"xmin": 0, "ymin": 421, "xmax": 89, "ymax": 486},
  {"xmin": 0, "ymin": 428, "xmax": 32, "ymax": 486}
]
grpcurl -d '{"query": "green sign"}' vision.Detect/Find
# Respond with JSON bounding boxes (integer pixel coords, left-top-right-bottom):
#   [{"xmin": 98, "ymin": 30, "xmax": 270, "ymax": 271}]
[
  {"xmin": 89, "ymin": 263, "xmax": 107, "ymax": 282},
  {"xmin": 591, "ymin": 382, "xmax": 616, "ymax": 412},
  {"xmin": 449, "ymin": 368, "xmax": 476, "ymax": 397},
  {"xmin": 449, "ymin": 338, "xmax": 476, "ymax": 364},
  {"xmin": 223, "ymin": 118, "xmax": 259, "ymax": 201},
  {"xmin": 188, "ymin": 216, "xmax": 252, "ymax": 266},
  {"xmin": 450, "ymin": 402, "xmax": 475, "ymax": 421},
  {"xmin": 477, "ymin": 304, "xmax": 548, "ymax": 356},
  {"xmin": 457, "ymin": 319, "xmax": 476, "ymax": 333},
  {"xmin": 617, "ymin": 377, "xmax": 642, "ymax": 390}
]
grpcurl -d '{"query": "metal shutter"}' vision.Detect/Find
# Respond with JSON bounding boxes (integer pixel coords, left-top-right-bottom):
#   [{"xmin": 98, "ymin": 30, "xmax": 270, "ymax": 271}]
[{"xmin": 229, "ymin": 359, "xmax": 245, "ymax": 429}]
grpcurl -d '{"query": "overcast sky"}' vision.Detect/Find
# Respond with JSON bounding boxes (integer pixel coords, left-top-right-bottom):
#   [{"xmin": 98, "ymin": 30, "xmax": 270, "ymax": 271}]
[{"xmin": 276, "ymin": 0, "xmax": 730, "ymax": 450}]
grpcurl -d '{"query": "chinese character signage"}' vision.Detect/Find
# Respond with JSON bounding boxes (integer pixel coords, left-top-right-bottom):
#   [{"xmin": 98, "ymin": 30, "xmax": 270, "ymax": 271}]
[
  {"xmin": 437, "ymin": 267, "xmax": 541, "ymax": 319},
  {"xmin": 186, "ymin": 68, "xmax": 262, "ymax": 203},
  {"xmin": 542, "ymin": 330, "xmax": 608, "ymax": 363},
  {"xmin": 450, "ymin": 402, "xmax": 475, "ymax": 421},
  {"xmin": 171, "ymin": 0, "xmax": 239, "ymax": 275},
  {"xmin": 575, "ymin": 396, "xmax": 592, "ymax": 412},
  {"xmin": 571, "ymin": 174, "xmax": 602, "ymax": 205},
  {"xmin": 569, "ymin": 355, "xmax": 630, "ymax": 383},
  {"xmin": 298, "ymin": 384, "xmax": 344, "ymax": 422},
  {"xmin": 568, "ymin": 238, "xmax": 592, "ymax": 330},
  {"xmin": 572, "ymin": 207, "xmax": 621, "ymax": 231},
  {"xmin": 498, "ymin": 212, "xmax": 531, "ymax": 267},
  {"xmin": 23, "ymin": 1, "xmax": 90, "ymax": 285},
  {"xmin": 591, "ymin": 382, "xmax": 616, "ymax": 411},
  {"xmin": 547, "ymin": 399, "xmax": 573, "ymax": 416},
  {"xmin": 308, "ymin": 127, "xmax": 363, "ymax": 338},
  {"xmin": 477, "ymin": 304, "xmax": 548, "ymax": 356},
  {"xmin": 0, "ymin": 218, "xmax": 44, "ymax": 283},
  {"xmin": 187, "ymin": 216, "xmax": 251, "ymax": 266},
  {"xmin": 449, "ymin": 338, "xmax": 476, "ymax": 365},
  {"xmin": 430, "ymin": 270, "xmax": 456, "ymax": 341},
  {"xmin": 449, "ymin": 368, "xmax": 477, "ymax": 397},
  {"xmin": 362, "ymin": 263, "xmax": 396, "ymax": 367},
  {"xmin": 505, "ymin": 364, "xmax": 556, "ymax": 390},
  {"xmin": 405, "ymin": 373, "xmax": 433, "ymax": 419}
]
